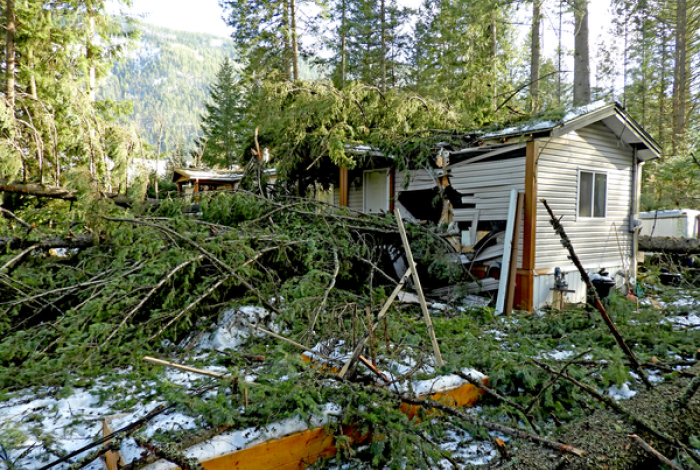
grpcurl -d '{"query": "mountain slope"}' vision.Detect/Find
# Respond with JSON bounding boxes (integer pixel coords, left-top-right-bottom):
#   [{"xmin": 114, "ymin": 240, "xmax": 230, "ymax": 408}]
[{"xmin": 101, "ymin": 23, "xmax": 238, "ymax": 156}]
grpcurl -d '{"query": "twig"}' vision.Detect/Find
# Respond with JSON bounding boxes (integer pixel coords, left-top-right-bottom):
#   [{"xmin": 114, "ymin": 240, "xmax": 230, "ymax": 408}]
[
  {"xmin": 36, "ymin": 404, "xmax": 169, "ymax": 470},
  {"xmin": 89, "ymin": 255, "xmax": 205, "ymax": 361},
  {"xmin": 337, "ymin": 377, "xmax": 585, "ymax": 458},
  {"xmin": 628, "ymin": 434, "xmax": 683, "ymax": 470},
  {"xmin": 254, "ymin": 325, "xmax": 341, "ymax": 365},
  {"xmin": 147, "ymin": 274, "xmax": 233, "ymax": 341},
  {"xmin": 0, "ymin": 244, "xmax": 38, "ymax": 272},
  {"xmin": 540, "ymin": 199, "xmax": 653, "ymax": 389},
  {"xmin": 0, "ymin": 207, "xmax": 33, "ymax": 230},
  {"xmin": 533, "ymin": 359, "xmax": 700, "ymax": 466},
  {"xmin": 308, "ymin": 249, "xmax": 340, "ymax": 333},
  {"xmin": 525, "ymin": 349, "xmax": 592, "ymax": 414},
  {"xmin": 455, "ymin": 371, "xmax": 540, "ymax": 435},
  {"xmin": 338, "ymin": 267, "xmax": 412, "ymax": 378},
  {"xmin": 133, "ymin": 435, "xmax": 203, "ymax": 470},
  {"xmin": 104, "ymin": 217, "xmax": 281, "ymax": 316},
  {"xmin": 676, "ymin": 374, "xmax": 700, "ymax": 409}
]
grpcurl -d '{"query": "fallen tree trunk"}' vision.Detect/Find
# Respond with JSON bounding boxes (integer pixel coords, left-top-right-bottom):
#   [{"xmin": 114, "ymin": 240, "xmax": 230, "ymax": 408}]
[
  {"xmin": 638, "ymin": 235, "xmax": 700, "ymax": 254},
  {"xmin": 0, "ymin": 178, "xmax": 154, "ymax": 207},
  {"xmin": 0, "ymin": 234, "xmax": 99, "ymax": 251},
  {"xmin": 507, "ymin": 365, "xmax": 700, "ymax": 469}
]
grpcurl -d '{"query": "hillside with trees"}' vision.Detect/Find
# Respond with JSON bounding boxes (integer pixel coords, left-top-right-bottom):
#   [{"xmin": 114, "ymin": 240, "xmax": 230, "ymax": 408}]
[{"xmin": 99, "ymin": 23, "xmax": 238, "ymax": 158}]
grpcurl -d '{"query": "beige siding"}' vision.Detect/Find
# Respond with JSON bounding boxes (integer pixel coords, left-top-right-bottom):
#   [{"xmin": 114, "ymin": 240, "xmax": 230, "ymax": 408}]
[
  {"xmin": 348, "ymin": 181, "xmax": 363, "ymax": 212},
  {"xmin": 535, "ymin": 122, "xmax": 634, "ymax": 274},
  {"xmin": 395, "ymin": 169, "xmax": 440, "ymax": 191},
  {"xmin": 450, "ymin": 157, "xmax": 526, "ymax": 222}
]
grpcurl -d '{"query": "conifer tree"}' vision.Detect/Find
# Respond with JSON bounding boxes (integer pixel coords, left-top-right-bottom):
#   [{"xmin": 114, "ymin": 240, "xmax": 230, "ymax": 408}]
[{"xmin": 197, "ymin": 58, "xmax": 244, "ymax": 168}]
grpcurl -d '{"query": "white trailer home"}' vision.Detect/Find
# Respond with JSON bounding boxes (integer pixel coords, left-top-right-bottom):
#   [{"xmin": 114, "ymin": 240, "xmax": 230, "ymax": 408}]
[
  {"xmin": 639, "ymin": 209, "xmax": 700, "ymax": 239},
  {"xmin": 332, "ymin": 102, "xmax": 660, "ymax": 311}
]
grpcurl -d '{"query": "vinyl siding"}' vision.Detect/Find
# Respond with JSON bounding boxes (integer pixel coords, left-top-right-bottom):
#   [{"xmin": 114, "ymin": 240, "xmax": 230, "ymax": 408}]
[
  {"xmin": 450, "ymin": 157, "xmax": 526, "ymax": 222},
  {"xmin": 534, "ymin": 122, "xmax": 634, "ymax": 275}
]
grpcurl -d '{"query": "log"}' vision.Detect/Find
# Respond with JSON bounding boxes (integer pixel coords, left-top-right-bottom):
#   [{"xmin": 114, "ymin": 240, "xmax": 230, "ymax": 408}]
[
  {"xmin": 0, "ymin": 178, "xmax": 155, "ymax": 207},
  {"xmin": 639, "ymin": 235, "xmax": 700, "ymax": 254},
  {"xmin": 0, "ymin": 234, "xmax": 99, "ymax": 251}
]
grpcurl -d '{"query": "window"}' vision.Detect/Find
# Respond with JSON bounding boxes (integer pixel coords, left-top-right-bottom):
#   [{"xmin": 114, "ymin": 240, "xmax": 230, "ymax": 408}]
[
  {"xmin": 363, "ymin": 169, "xmax": 390, "ymax": 214},
  {"xmin": 578, "ymin": 170, "xmax": 607, "ymax": 218}
]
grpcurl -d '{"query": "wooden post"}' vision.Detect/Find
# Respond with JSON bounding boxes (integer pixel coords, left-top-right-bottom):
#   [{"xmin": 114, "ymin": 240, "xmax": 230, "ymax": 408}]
[
  {"xmin": 394, "ymin": 209, "xmax": 444, "ymax": 367},
  {"xmin": 339, "ymin": 167, "xmax": 348, "ymax": 207},
  {"xmin": 504, "ymin": 193, "xmax": 524, "ymax": 315}
]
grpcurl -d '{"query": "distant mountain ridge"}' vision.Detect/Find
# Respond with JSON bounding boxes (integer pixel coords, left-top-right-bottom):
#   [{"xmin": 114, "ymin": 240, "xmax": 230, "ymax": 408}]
[{"xmin": 100, "ymin": 21, "xmax": 239, "ymax": 157}]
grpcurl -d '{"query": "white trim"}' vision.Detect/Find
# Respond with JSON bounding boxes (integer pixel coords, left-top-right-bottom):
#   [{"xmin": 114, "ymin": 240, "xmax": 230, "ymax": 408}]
[
  {"xmin": 576, "ymin": 168, "xmax": 608, "ymax": 221},
  {"xmin": 363, "ymin": 168, "xmax": 391, "ymax": 214}
]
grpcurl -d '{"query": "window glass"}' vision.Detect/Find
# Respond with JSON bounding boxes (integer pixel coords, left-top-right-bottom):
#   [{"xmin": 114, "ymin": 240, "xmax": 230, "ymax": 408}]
[
  {"xmin": 594, "ymin": 173, "xmax": 607, "ymax": 217},
  {"xmin": 578, "ymin": 171, "xmax": 593, "ymax": 217}
]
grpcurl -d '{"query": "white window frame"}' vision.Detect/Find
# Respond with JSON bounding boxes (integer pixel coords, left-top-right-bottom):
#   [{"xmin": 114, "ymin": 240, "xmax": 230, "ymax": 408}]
[
  {"xmin": 363, "ymin": 168, "xmax": 391, "ymax": 214},
  {"xmin": 577, "ymin": 168, "xmax": 608, "ymax": 220}
]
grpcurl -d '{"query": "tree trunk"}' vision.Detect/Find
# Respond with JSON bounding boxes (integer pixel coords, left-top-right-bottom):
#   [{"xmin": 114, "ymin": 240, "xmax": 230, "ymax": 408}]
[
  {"xmin": 490, "ymin": 12, "xmax": 498, "ymax": 111},
  {"xmin": 573, "ymin": 0, "xmax": 591, "ymax": 106},
  {"xmin": 340, "ymin": 0, "xmax": 346, "ymax": 88},
  {"xmin": 87, "ymin": 14, "xmax": 96, "ymax": 101},
  {"xmin": 557, "ymin": 0, "xmax": 562, "ymax": 106},
  {"xmin": 530, "ymin": 0, "xmax": 541, "ymax": 113},
  {"xmin": 638, "ymin": 235, "xmax": 700, "ymax": 254},
  {"xmin": 290, "ymin": 0, "xmax": 300, "ymax": 81},
  {"xmin": 5, "ymin": 0, "xmax": 16, "ymax": 110},
  {"xmin": 380, "ymin": 0, "xmax": 387, "ymax": 92},
  {"xmin": 672, "ymin": 0, "xmax": 687, "ymax": 155}
]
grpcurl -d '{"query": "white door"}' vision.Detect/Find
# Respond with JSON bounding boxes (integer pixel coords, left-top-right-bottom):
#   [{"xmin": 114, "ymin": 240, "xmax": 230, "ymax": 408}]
[{"xmin": 363, "ymin": 169, "xmax": 390, "ymax": 214}]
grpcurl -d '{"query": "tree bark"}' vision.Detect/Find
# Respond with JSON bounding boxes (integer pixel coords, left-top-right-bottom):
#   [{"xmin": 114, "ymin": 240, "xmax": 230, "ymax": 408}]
[
  {"xmin": 638, "ymin": 235, "xmax": 700, "ymax": 254},
  {"xmin": 530, "ymin": 0, "xmax": 541, "ymax": 113},
  {"xmin": 572, "ymin": 0, "xmax": 591, "ymax": 106},
  {"xmin": 380, "ymin": 0, "xmax": 386, "ymax": 93},
  {"xmin": 340, "ymin": 0, "xmax": 346, "ymax": 88},
  {"xmin": 290, "ymin": 0, "xmax": 300, "ymax": 81},
  {"xmin": 5, "ymin": 0, "xmax": 16, "ymax": 110},
  {"xmin": 0, "ymin": 178, "xmax": 150, "ymax": 207},
  {"xmin": 0, "ymin": 234, "xmax": 98, "ymax": 251},
  {"xmin": 672, "ymin": 0, "xmax": 687, "ymax": 155}
]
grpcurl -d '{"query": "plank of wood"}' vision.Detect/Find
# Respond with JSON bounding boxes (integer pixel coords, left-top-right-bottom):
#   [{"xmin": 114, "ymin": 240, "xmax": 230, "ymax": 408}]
[
  {"xmin": 394, "ymin": 209, "xmax": 444, "ymax": 367},
  {"xmin": 102, "ymin": 418, "xmax": 123, "ymax": 470}
]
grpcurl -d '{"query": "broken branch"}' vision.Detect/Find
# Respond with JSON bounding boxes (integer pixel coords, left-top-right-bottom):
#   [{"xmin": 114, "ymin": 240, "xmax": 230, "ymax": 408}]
[
  {"xmin": 628, "ymin": 434, "xmax": 683, "ymax": 470},
  {"xmin": 540, "ymin": 199, "xmax": 653, "ymax": 389}
]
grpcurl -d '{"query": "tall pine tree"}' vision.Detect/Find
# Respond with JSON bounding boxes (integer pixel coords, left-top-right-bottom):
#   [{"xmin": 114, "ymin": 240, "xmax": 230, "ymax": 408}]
[{"xmin": 197, "ymin": 58, "xmax": 244, "ymax": 168}]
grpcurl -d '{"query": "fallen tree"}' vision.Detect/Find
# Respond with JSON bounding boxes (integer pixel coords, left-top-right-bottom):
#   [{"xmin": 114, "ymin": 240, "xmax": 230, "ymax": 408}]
[
  {"xmin": 0, "ymin": 177, "xmax": 155, "ymax": 207},
  {"xmin": 639, "ymin": 235, "xmax": 700, "ymax": 254}
]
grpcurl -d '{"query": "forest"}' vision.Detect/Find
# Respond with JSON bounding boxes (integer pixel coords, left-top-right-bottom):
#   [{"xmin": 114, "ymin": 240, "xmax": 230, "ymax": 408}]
[{"xmin": 1, "ymin": 0, "xmax": 700, "ymax": 469}]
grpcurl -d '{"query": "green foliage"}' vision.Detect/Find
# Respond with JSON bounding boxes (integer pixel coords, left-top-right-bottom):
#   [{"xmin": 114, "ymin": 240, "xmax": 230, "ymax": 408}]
[{"xmin": 197, "ymin": 58, "xmax": 246, "ymax": 168}]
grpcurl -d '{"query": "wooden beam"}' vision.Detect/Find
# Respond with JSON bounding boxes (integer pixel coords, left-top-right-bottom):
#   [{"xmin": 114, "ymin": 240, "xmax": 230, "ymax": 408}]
[
  {"xmin": 339, "ymin": 167, "xmax": 348, "ymax": 207},
  {"xmin": 518, "ymin": 140, "xmax": 538, "ymax": 311}
]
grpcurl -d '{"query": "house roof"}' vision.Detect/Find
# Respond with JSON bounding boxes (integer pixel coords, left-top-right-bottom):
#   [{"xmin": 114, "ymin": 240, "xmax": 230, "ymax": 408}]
[
  {"xmin": 473, "ymin": 101, "xmax": 661, "ymax": 162},
  {"xmin": 172, "ymin": 168, "xmax": 245, "ymax": 183}
]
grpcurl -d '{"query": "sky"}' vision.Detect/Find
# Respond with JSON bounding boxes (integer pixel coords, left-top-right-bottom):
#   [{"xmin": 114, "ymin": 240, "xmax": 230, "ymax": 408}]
[
  {"xmin": 116, "ymin": 0, "xmax": 618, "ymax": 88},
  {"xmin": 118, "ymin": 0, "xmax": 615, "ymax": 41}
]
